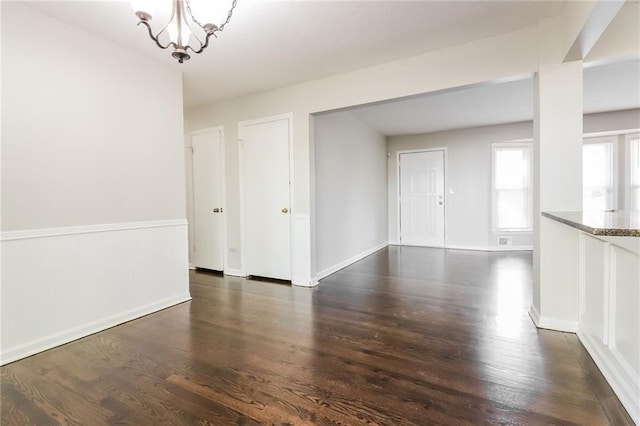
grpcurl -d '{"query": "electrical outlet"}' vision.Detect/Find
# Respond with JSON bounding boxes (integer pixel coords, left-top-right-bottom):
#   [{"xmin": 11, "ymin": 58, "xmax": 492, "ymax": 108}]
[{"xmin": 498, "ymin": 237, "xmax": 512, "ymax": 246}]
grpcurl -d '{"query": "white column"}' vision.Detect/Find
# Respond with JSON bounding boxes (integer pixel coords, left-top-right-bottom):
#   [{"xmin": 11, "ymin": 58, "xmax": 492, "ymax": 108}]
[{"xmin": 531, "ymin": 18, "xmax": 584, "ymax": 331}]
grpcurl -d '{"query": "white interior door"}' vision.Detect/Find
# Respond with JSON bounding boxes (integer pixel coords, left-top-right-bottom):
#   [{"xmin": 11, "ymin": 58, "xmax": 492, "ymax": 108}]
[
  {"xmin": 191, "ymin": 129, "xmax": 224, "ymax": 270},
  {"xmin": 399, "ymin": 150, "xmax": 445, "ymax": 247},
  {"xmin": 241, "ymin": 116, "xmax": 291, "ymax": 280}
]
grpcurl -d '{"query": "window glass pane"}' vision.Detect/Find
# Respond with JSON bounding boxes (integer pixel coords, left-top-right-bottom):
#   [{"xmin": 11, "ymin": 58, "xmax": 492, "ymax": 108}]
[
  {"xmin": 493, "ymin": 144, "xmax": 531, "ymax": 230},
  {"xmin": 583, "ymin": 141, "xmax": 613, "ymax": 211},
  {"xmin": 631, "ymin": 138, "xmax": 640, "ymax": 210},
  {"xmin": 583, "ymin": 187, "xmax": 610, "ymax": 211},
  {"xmin": 495, "ymin": 149, "xmax": 528, "ymax": 190},
  {"xmin": 497, "ymin": 189, "xmax": 527, "ymax": 229},
  {"xmin": 583, "ymin": 143, "xmax": 611, "ymax": 187},
  {"xmin": 632, "ymin": 188, "xmax": 640, "ymax": 210}
]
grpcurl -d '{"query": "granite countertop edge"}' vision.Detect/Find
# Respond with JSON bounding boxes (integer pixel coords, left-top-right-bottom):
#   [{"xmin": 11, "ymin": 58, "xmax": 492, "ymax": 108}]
[{"xmin": 541, "ymin": 211, "xmax": 640, "ymax": 237}]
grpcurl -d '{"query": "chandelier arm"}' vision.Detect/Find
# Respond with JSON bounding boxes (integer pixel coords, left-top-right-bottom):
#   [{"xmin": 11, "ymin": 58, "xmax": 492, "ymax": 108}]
[
  {"xmin": 154, "ymin": 0, "xmax": 179, "ymax": 47},
  {"xmin": 182, "ymin": 6, "xmax": 207, "ymax": 50},
  {"xmin": 185, "ymin": 33, "xmax": 213, "ymax": 53},
  {"xmin": 137, "ymin": 21, "xmax": 172, "ymax": 50},
  {"xmin": 185, "ymin": 31, "xmax": 219, "ymax": 55}
]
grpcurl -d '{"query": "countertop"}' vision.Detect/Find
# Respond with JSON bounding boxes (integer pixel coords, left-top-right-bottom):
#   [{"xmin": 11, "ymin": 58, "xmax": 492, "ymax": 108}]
[{"xmin": 541, "ymin": 210, "xmax": 640, "ymax": 237}]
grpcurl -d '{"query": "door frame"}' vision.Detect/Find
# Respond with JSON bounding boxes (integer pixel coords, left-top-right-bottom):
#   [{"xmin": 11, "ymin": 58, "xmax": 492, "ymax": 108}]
[
  {"xmin": 188, "ymin": 125, "xmax": 227, "ymax": 271},
  {"xmin": 396, "ymin": 147, "xmax": 448, "ymax": 248},
  {"xmin": 238, "ymin": 113, "xmax": 294, "ymax": 278}
]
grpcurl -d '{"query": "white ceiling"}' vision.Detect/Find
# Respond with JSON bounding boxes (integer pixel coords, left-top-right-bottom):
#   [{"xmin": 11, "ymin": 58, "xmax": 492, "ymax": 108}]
[
  {"xmin": 349, "ymin": 76, "xmax": 535, "ymax": 136},
  {"xmin": 18, "ymin": 1, "xmax": 640, "ymax": 135},
  {"xmin": 24, "ymin": 0, "xmax": 566, "ymax": 109}
]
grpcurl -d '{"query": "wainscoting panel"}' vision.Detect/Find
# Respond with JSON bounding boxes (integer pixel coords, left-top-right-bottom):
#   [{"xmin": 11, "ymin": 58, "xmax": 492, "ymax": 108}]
[{"xmin": 1, "ymin": 220, "xmax": 191, "ymax": 365}]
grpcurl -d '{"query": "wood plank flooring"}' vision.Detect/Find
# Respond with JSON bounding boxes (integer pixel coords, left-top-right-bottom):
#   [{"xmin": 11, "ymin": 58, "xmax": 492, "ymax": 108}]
[{"xmin": 1, "ymin": 246, "xmax": 634, "ymax": 425}]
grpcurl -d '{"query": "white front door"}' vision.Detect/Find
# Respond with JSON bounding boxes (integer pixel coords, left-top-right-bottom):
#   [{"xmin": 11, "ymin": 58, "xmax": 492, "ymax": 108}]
[
  {"xmin": 399, "ymin": 150, "xmax": 445, "ymax": 247},
  {"xmin": 191, "ymin": 129, "xmax": 224, "ymax": 271},
  {"xmin": 240, "ymin": 116, "xmax": 292, "ymax": 280}
]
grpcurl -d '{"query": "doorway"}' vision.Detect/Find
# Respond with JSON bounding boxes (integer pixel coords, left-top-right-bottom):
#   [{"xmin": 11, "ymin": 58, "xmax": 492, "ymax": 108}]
[
  {"xmin": 398, "ymin": 149, "xmax": 446, "ymax": 247},
  {"xmin": 239, "ymin": 114, "xmax": 293, "ymax": 281}
]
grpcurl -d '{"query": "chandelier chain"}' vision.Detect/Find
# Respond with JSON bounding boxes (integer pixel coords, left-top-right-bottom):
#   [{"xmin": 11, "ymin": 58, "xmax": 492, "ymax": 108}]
[{"xmin": 185, "ymin": 0, "xmax": 238, "ymax": 32}]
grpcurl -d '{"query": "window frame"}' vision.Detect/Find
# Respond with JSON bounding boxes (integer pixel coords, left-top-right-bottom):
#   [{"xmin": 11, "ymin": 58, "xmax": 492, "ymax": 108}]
[{"xmin": 491, "ymin": 141, "xmax": 533, "ymax": 233}]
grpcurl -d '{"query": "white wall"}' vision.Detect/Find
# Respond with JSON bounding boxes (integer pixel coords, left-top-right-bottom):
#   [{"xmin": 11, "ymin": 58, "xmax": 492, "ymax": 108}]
[
  {"xmin": 583, "ymin": 108, "xmax": 640, "ymax": 134},
  {"xmin": 314, "ymin": 111, "xmax": 388, "ymax": 277},
  {"xmin": 1, "ymin": 5, "xmax": 186, "ymax": 230},
  {"xmin": 387, "ymin": 122, "xmax": 534, "ymax": 250},
  {"xmin": 1, "ymin": 3, "xmax": 190, "ymax": 364}
]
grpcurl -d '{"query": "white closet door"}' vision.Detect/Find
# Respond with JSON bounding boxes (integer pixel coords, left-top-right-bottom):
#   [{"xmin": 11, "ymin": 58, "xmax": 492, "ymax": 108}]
[
  {"xmin": 241, "ymin": 116, "xmax": 291, "ymax": 280},
  {"xmin": 191, "ymin": 129, "xmax": 224, "ymax": 270}
]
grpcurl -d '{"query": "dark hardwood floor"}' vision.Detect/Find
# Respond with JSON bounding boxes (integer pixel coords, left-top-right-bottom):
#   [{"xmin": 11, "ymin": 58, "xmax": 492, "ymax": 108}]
[{"xmin": 1, "ymin": 246, "xmax": 633, "ymax": 425}]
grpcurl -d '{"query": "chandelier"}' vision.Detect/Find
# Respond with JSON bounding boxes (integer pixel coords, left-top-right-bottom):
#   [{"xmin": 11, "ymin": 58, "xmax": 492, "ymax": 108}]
[{"xmin": 131, "ymin": 0, "xmax": 237, "ymax": 63}]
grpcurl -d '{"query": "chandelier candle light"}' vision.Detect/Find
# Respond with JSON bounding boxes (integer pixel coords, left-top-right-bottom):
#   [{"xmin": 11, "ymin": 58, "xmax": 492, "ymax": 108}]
[{"xmin": 131, "ymin": 0, "xmax": 237, "ymax": 63}]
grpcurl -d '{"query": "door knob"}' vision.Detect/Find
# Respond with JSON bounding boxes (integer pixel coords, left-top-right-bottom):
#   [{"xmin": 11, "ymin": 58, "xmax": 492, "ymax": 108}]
[
  {"xmin": 213, "ymin": 208, "xmax": 220, "ymax": 213},
  {"xmin": 282, "ymin": 208, "xmax": 289, "ymax": 213}
]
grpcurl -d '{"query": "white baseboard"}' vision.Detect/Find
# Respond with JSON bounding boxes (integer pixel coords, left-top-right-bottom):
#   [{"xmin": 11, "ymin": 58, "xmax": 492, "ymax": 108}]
[
  {"xmin": 223, "ymin": 268, "xmax": 246, "ymax": 277},
  {"xmin": 537, "ymin": 318, "xmax": 578, "ymax": 333},
  {"xmin": 528, "ymin": 304, "xmax": 541, "ymax": 327},
  {"xmin": 317, "ymin": 242, "xmax": 389, "ymax": 281},
  {"xmin": 356, "ymin": 242, "xmax": 533, "ymax": 252},
  {"xmin": 528, "ymin": 304, "xmax": 578, "ymax": 332},
  {"xmin": 1, "ymin": 220, "xmax": 190, "ymax": 365},
  {"xmin": 1, "ymin": 294, "xmax": 191, "ymax": 365},
  {"xmin": 578, "ymin": 330, "xmax": 640, "ymax": 424},
  {"xmin": 447, "ymin": 244, "xmax": 533, "ymax": 252},
  {"xmin": 293, "ymin": 280, "xmax": 319, "ymax": 288}
]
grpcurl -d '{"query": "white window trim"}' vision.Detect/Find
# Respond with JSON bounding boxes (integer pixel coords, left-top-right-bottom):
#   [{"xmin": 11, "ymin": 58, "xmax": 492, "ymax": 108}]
[{"xmin": 491, "ymin": 141, "xmax": 533, "ymax": 233}]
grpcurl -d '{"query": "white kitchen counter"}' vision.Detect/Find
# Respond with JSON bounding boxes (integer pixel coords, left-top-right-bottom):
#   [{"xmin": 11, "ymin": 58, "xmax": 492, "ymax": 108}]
[{"xmin": 542, "ymin": 211, "xmax": 639, "ymax": 424}]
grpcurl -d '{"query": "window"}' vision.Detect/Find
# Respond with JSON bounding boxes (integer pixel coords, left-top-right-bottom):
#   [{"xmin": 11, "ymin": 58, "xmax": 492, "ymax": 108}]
[
  {"xmin": 583, "ymin": 137, "xmax": 615, "ymax": 211},
  {"xmin": 629, "ymin": 134, "xmax": 640, "ymax": 210},
  {"xmin": 492, "ymin": 143, "xmax": 532, "ymax": 231}
]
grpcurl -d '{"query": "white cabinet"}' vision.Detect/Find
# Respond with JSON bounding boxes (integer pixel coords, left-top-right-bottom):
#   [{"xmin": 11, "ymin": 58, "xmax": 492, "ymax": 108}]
[
  {"xmin": 578, "ymin": 234, "xmax": 640, "ymax": 423},
  {"xmin": 580, "ymin": 235, "xmax": 608, "ymax": 343}
]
